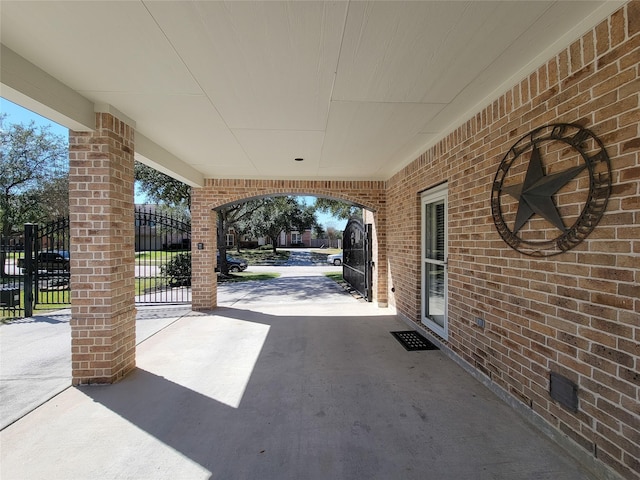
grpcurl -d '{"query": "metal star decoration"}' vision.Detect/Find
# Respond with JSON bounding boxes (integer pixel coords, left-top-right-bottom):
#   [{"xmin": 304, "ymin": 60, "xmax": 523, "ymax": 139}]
[{"xmin": 501, "ymin": 145, "xmax": 586, "ymax": 234}]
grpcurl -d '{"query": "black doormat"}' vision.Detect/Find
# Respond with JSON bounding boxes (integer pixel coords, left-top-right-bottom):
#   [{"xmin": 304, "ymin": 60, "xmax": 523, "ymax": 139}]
[{"xmin": 391, "ymin": 331, "xmax": 439, "ymax": 351}]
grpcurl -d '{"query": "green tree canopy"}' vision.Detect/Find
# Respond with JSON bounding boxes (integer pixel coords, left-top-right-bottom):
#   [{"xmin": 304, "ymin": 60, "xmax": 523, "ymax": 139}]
[
  {"xmin": 243, "ymin": 196, "xmax": 317, "ymax": 253},
  {"xmin": 0, "ymin": 115, "xmax": 68, "ymax": 237},
  {"xmin": 135, "ymin": 161, "xmax": 191, "ymax": 209},
  {"xmin": 216, "ymin": 199, "xmax": 266, "ymax": 274},
  {"xmin": 314, "ymin": 197, "xmax": 362, "ymax": 220}
]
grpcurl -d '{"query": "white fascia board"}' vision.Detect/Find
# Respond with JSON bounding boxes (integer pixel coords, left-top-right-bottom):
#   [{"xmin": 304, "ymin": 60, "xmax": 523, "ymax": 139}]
[
  {"xmin": 94, "ymin": 103, "xmax": 136, "ymax": 129},
  {"xmin": 0, "ymin": 44, "xmax": 95, "ymax": 131},
  {"xmin": 135, "ymin": 133, "xmax": 204, "ymax": 187}
]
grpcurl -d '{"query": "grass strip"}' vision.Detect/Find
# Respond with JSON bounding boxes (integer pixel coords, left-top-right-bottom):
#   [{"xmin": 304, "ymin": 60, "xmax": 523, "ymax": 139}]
[{"xmin": 218, "ymin": 272, "xmax": 280, "ymax": 283}]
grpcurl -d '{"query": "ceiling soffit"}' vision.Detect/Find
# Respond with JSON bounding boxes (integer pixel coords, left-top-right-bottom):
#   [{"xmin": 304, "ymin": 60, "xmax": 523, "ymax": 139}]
[{"xmin": 0, "ymin": 1, "xmax": 622, "ymax": 181}]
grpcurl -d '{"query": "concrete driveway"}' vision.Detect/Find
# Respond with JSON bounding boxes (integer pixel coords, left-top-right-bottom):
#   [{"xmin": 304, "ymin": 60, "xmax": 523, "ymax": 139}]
[
  {"xmin": 0, "ymin": 252, "xmax": 603, "ymax": 479},
  {"xmin": 1, "ymin": 300, "xmax": 599, "ymax": 480},
  {"xmin": 0, "ymin": 305, "xmax": 193, "ymax": 430},
  {"xmin": 0, "ymin": 251, "xmax": 339, "ymax": 430}
]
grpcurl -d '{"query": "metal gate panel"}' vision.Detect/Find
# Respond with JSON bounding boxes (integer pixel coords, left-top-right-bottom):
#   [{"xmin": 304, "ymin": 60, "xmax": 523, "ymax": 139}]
[
  {"xmin": 0, "ymin": 233, "xmax": 25, "ymax": 319},
  {"xmin": 32, "ymin": 218, "xmax": 71, "ymax": 311},
  {"xmin": 135, "ymin": 207, "xmax": 191, "ymax": 304},
  {"xmin": 3, "ymin": 209, "xmax": 192, "ymax": 320},
  {"xmin": 343, "ymin": 216, "xmax": 372, "ymax": 302}
]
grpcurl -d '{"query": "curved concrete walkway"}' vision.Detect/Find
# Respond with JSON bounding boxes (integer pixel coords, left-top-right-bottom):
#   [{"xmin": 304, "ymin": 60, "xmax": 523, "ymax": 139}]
[{"xmin": 0, "ymin": 256, "xmax": 603, "ymax": 479}]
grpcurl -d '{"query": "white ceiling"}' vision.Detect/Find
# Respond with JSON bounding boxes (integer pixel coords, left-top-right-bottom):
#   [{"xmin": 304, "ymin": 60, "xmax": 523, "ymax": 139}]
[{"xmin": 0, "ymin": 1, "xmax": 621, "ymax": 183}]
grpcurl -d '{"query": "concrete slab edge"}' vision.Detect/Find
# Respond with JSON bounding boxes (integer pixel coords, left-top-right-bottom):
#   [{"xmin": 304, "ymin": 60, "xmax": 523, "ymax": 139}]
[
  {"xmin": 0, "ymin": 306, "xmax": 190, "ymax": 431},
  {"xmin": 0, "ymin": 385, "xmax": 72, "ymax": 432},
  {"xmin": 396, "ymin": 312, "xmax": 624, "ymax": 480}
]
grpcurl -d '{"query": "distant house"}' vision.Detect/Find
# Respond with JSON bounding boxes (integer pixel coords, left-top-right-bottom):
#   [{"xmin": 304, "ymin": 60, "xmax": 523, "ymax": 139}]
[{"xmin": 225, "ymin": 228, "xmax": 312, "ymax": 249}]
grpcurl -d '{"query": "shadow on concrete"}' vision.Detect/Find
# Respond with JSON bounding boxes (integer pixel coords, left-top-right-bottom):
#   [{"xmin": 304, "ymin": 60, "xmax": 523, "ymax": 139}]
[
  {"xmin": 6, "ymin": 313, "xmax": 69, "ymax": 325},
  {"xmin": 75, "ymin": 306, "xmax": 595, "ymax": 480}
]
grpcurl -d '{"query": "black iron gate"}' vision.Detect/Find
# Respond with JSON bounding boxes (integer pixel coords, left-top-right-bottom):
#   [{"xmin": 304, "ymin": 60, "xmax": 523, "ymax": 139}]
[
  {"xmin": 343, "ymin": 216, "xmax": 372, "ymax": 302},
  {"xmin": 0, "ymin": 219, "xmax": 72, "ymax": 319},
  {"xmin": 1, "ymin": 233, "xmax": 25, "ymax": 319},
  {"xmin": 2, "ymin": 209, "xmax": 192, "ymax": 320},
  {"xmin": 29, "ymin": 219, "xmax": 71, "ymax": 314},
  {"xmin": 135, "ymin": 207, "xmax": 191, "ymax": 304}
]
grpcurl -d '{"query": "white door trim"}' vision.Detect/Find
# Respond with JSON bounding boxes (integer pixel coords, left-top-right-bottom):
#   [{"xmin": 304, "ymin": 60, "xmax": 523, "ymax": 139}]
[{"xmin": 421, "ymin": 183, "xmax": 448, "ymax": 340}]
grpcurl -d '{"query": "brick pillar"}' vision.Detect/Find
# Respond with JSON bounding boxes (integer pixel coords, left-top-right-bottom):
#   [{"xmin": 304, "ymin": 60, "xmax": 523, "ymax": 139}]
[
  {"xmin": 68, "ymin": 113, "xmax": 136, "ymax": 385},
  {"xmin": 191, "ymin": 188, "xmax": 217, "ymax": 310},
  {"xmin": 365, "ymin": 208, "xmax": 388, "ymax": 307}
]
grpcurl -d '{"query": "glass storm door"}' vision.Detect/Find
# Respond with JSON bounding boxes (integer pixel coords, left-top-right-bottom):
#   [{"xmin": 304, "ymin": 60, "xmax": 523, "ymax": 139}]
[{"xmin": 421, "ymin": 184, "xmax": 448, "ymax": 339}]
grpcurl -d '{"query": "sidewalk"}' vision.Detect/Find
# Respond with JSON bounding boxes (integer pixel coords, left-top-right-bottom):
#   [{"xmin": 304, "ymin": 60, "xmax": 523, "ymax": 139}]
[
  {"xmin": 0, "ymin": 305, "xmax": 192, "ymax": 430},
  {"xmin": 1, "ymin": 299, "xmax": 597, "ymax": 479}
]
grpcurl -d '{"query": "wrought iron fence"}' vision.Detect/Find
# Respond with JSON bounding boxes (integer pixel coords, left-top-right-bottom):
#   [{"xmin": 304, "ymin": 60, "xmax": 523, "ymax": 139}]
[
  {"xmin": 1, "ymin": 208, "xmax": 192, "ymax": 320},
  {"xmin": 135, "ymin": 207, "xmax": 191, "ymax": 304},
  {"xmin": 0, "ymin": 235, "xmax": 24, "ymax": 319},
  {"xmin": 32, "ymin": 219, "xmax": 71, "ymax": 311}
]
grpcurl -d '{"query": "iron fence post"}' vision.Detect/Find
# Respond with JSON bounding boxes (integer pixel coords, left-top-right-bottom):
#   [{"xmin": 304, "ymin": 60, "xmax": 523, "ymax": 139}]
[{"xmin": 23, "ymin": 223, "xmax": 37, "ymax": 317}]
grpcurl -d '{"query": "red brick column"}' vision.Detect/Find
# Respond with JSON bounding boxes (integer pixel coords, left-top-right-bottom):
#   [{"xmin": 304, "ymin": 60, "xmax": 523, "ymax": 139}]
[
  {"xmin": 68, "ymin": 113, "xmax": 136, "ymax": 385},
  {"xmin": 191, "ymin": 188, "xmax": 217, "ymax": 311}
]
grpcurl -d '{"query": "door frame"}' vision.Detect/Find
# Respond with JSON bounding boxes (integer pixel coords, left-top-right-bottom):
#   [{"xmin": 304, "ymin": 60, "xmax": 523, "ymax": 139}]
[{"xmin": 421, "ymin": 183, "xmax": 448, "ymax": 340}]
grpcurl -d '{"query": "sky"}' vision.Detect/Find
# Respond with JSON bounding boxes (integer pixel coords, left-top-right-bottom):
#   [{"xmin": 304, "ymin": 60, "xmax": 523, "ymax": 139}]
[{"xmin": 1, "ymin": 97, "xmax": 344, "ymax": 229}]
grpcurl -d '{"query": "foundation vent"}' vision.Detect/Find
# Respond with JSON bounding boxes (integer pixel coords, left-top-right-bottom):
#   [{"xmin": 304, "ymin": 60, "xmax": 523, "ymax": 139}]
[{"xmin": 549, "ymin": 372, "xmax": 578, "ymax": 412}]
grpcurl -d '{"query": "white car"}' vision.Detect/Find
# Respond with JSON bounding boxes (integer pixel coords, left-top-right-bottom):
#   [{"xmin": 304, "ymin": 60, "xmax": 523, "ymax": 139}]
[{"xmin": 326, "ymin": 252, "xmax": 343, "ymax": 266}]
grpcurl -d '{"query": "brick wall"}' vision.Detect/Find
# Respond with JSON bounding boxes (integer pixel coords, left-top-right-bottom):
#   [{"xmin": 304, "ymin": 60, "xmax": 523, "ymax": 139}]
[
  {"xmin": 386, "ymin": 3, "xmax": 638, "ymax": 478},
  {"xmin": 190, "ymin": 179, "xmax": 387, "ymax": 309},
  {"xmin": 68, "ymin": 113, "xmax": 136, "ymax": 385}
]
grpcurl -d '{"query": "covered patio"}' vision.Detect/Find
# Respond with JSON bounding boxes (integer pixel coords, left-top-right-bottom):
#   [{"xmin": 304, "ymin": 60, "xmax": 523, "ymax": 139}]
[
  {"xmin": 0, "ymin": 298, "xmax": 598, "ymax": 480},
  {"xmin": 1, "ymin": 2, "xmax": 637, "ymax": 479}
]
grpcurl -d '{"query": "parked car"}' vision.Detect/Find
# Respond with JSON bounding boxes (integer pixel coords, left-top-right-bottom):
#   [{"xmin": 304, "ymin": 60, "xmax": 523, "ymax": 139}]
[
  {"xmin": 55, "ymin": 250, "xmax": 70, "ymax": 260},
  {"xmin": 216, "ymin": 253, "xmax": 248, "ymax": 272},
  {"xmin": 17, "ymin": 251, "xmax": 70, "ymax": 272},
  {"xmin": 327, "ymin": 252, "xmax": 343, "ymax": 266}
]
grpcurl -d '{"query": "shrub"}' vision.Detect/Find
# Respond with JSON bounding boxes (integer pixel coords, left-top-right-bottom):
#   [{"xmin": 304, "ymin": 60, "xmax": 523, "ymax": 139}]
[{"xmin": 161, "ymin": 253, "xmax": 191, "ymax": 287}]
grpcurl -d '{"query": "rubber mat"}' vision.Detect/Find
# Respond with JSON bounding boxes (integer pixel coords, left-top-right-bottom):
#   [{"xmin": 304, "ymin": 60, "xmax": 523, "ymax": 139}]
[{"xmin": 390, "ymin": 331, "xmax": 439, "ymax": 351}]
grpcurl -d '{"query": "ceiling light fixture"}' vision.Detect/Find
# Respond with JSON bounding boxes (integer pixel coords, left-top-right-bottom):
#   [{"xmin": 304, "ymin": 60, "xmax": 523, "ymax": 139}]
[{"xmin": 294, "ymin": 157, "xmax": 304, "ymax": 162}]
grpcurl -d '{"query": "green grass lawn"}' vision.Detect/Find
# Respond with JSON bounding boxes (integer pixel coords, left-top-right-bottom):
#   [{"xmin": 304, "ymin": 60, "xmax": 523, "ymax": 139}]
[
  {"xmin": 311, "ymin": 248, "xmax": 341, "ymax": 255},
  {"xmin": 324, "ymin": 272, "xmax": 343, "ymax": 283},
  {"xmin": 226, "ymin": 248, "xmax": 290, "ymax": 265},
  {"xmin": 1, "ymin": 288, "xmax": 71, "ymax": 321},
  {"xmin": 217, "ymin": 272, "xmax": 280, "ymax": 283},
  {"xmin": 135, "ymin": 250, "xmax": 189, "ymax": 264},
  {"xmin": 135, "ymin": 277, "xmax": 164, "ymax": 295}
]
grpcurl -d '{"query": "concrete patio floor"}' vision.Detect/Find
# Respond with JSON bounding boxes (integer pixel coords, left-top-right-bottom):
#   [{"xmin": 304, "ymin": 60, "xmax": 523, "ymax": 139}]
[{"xmin": 0, "ymin": 295, "xmax": 598, "ymax": 480}]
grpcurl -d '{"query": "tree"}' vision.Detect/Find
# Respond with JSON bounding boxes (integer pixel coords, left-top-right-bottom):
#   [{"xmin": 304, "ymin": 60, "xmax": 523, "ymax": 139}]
[
  {"xmin": 34, "ymin": 175, "xmax": 69, "ymax": 221},
  {"xmin": 246, "ymin": 197, "xmax": 317, "ymax": 253},
  {"xmin": 135, "ymin": 162, "xmax": 191, "ymax": 209},
  {"xmin": 312, "ymin": 223, "xmax": 326, "ymax": 239},
  {"xmin": 314, "ymin": 198, "xmax": 361, "ymax": 220},
  {"xmin": 216, "ymin": 200, "xmax": 265, "ymax": 275},
  {"xmin": 0, "ymin": 115, "xmax": 68, "ymax": 238},
  {"xmin": 326, "ymin": 226, "xmax": 343, "ymax": 248}
]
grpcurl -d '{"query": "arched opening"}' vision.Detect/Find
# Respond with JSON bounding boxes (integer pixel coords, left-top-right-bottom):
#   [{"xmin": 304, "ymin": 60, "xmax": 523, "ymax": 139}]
[
  {"xmin": 190, "ymin": 180, "xmax": 387, "ymax": 311},
  {"xmin": 211, "ymin": 194, "xmax": 373, "ymax": 305}
]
